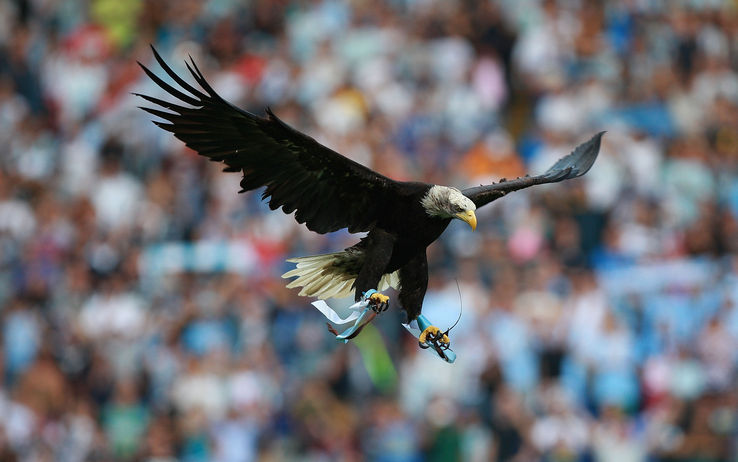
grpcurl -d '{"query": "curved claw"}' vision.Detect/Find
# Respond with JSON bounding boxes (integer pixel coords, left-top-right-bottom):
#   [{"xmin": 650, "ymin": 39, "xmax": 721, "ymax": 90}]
[
  {"xmin": 367, "ymin": 292, "xmax": 390, "ymax": 313},
  {"xmin": 369, "ymin": 292, "xmax": 389, "ymax": 304},
  {"xmin": 418, "ymin": 326, "xmax": 450, "ymax": 348},
  {"xmin": 418, "ymin": 325, "xmax": 454, "ymax": 361}
]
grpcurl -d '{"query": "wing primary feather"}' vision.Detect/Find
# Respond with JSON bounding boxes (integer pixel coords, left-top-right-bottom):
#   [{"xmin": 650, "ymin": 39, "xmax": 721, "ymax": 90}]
[
  {"xmin": 186, "ymin": 56, "xmax": 220, "ymax": 99},
  {"xmin": 133, "ymin": 93, "xmax": 188, "ymax": 113},
  {"xmin": 149, "ymin": 45, "xmax": 207, "ymax": 100},
  {"xmin": 138, "ymin": 106, "xmax": 179, "ymax": 121},
  {"xmin": 544, "ymin": 131, "xmax": 604, "ymax": 178},
  {"xmin": 152, "ymin": 121, "xmax": 177, "ymax": 132},
  {"xmin": 137, "ymin": 62, "xmax": 201, "ymax": 107}
]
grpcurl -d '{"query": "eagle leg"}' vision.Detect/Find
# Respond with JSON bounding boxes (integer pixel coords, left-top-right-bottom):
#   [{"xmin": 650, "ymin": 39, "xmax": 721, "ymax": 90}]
[{"xmin": 353, "ymin": 229, "xmax": 395, "ymax": 301}]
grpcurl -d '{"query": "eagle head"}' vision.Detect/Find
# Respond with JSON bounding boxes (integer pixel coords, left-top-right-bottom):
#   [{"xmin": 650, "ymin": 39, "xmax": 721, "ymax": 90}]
[{"xmin": 421, "ymin": 186, "xmax": 477, "ymax": 230}]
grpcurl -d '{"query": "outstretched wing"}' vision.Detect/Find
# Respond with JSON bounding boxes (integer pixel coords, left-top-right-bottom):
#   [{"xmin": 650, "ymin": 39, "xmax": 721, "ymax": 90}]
[
  {"xmin": 462, "ymin": 132, "xmax": 604, "ymax": 208},
  {"xmin": 137, "ymin": 46, "xmax": 399, "ymax": 234}
]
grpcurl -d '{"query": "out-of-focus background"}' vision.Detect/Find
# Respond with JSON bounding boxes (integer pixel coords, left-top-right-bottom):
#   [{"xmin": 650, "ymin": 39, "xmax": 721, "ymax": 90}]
[{"xmin": 1, "ymin": 0, "xmax": 737, "ymax": 461}]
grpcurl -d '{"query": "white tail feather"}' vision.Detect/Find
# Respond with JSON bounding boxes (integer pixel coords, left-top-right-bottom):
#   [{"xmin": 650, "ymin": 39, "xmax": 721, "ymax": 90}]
[{"xmin": 282, "ymin": 252, "xmax": 399, "ymax": 299}]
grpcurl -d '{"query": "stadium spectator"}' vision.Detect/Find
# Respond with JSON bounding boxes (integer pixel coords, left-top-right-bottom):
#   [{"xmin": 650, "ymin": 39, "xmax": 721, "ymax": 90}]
[{"xmin": 0, "ymin": 0, "xmax": 737, "ymax": 460}]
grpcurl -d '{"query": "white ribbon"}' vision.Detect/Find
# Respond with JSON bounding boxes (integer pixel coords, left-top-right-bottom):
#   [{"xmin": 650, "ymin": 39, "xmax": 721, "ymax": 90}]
[{"xmin": 311, "ymin": 299, "xmax": 369, "ymax": 325}]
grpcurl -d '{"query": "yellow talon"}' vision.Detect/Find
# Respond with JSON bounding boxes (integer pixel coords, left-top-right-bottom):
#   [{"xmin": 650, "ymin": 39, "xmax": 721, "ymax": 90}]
[
  {"xmin": 419, "ymin": 325, "xmax": 441, "ymax": 344},
  {"xmin": 369, "ymin": 293, "xmax": 389, "ymax": 304}
]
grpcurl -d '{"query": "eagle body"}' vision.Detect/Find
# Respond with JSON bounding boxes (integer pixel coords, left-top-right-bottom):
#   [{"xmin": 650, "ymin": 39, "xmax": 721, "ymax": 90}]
[
  {"xmin": 377, "ymin": 183, "xmax": 455, "ymax": 252},
  {"xmin": 286, "ymin": 182, "xmax": 454, "ymax": 320},
  {"xmin": 138, "ymin": 47, "xmax": 603, "ymax": 326}
]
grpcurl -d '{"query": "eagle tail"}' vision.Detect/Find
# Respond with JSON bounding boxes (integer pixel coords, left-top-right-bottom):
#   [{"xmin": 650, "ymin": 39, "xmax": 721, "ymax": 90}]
[{"xmin": 282, "ymin": 252, "xmax": 399, "ymax": 299}]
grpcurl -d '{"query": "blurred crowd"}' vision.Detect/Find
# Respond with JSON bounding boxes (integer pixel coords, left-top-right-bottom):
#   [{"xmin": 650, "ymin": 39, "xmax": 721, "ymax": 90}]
[{"xmin": 1, "ymin": 0, "xmax": 738, "ymax": 460}]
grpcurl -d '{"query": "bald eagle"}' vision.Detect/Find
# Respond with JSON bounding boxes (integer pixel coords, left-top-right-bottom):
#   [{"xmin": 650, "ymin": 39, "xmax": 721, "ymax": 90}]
[{"xmin": 137, "ymin": 47, "xmax": 603, "ymax": 353}]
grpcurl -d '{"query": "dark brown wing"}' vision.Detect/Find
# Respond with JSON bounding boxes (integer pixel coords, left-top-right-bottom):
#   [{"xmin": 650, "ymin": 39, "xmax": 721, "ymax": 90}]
[
  {"xmin": 136, "ymin": 46, "xmax": 399, "ymax": 234},
  {"xmin": 462, "ymin": 132, "xmax": 604, "ymax": 208}
]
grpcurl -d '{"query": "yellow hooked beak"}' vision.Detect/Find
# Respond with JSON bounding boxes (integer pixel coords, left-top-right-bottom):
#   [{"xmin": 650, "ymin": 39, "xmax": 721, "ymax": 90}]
[{"xmin": 455, "ymin": 210, "xmax": 477, "ymax": 231}]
